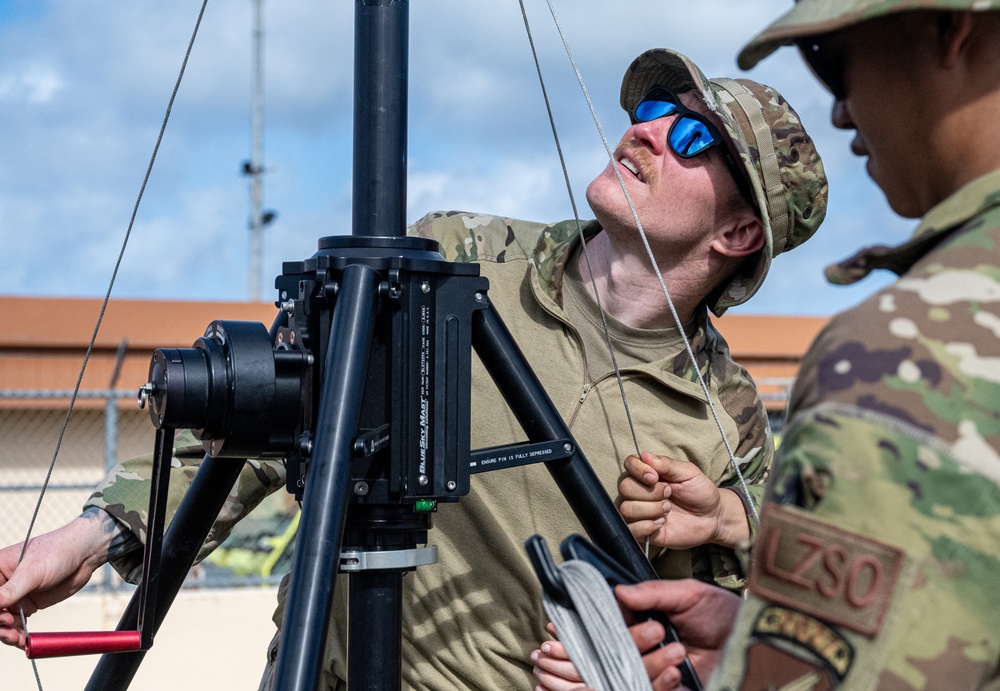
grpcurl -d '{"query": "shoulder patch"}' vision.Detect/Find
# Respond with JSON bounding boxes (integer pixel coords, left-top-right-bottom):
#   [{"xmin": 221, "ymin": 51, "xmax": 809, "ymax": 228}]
[
  {"xmin": 748, "ymin": 504, "xmax": 904, "ymax": 637},
  {"xmin": 737, "ymin": 605, "xmax": 854, "ymax": 690}
]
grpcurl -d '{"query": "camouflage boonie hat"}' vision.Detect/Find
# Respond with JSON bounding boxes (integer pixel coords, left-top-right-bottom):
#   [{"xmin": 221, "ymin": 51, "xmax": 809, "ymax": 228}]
[
  {"xmin": 738, "ymin": 0, "xmax": 1000, "ymax": 69},
  {"xmin": 620, "ymin": 49, "xmax": 828, "ymax": 315}
]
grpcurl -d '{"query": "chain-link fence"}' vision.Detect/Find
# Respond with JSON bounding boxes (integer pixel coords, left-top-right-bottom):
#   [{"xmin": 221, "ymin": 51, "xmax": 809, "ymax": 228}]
[{"xmin": 0, "ymin": 389, "xmax": 297, "ymax": 591}]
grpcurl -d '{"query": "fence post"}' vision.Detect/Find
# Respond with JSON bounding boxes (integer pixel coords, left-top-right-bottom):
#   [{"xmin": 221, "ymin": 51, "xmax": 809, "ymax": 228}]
[{"xmin": 101, "ymin": 340, "xmax": 129, "ymax": 590}]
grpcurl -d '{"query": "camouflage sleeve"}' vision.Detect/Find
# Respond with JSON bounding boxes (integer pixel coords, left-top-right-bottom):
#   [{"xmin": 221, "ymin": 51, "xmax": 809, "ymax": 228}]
[
  {"xmin": 82, "ymin": 429, "xmax": 286, "ymax": 583},
  {"xmin": 697, "ymin": 439, "xmax": 771, "ymax": 592},
  {"xmin": 711, "ymin": 319, "xmax": 773, "ymax": 533},
  {"xmin": 717, "ymin": 433, "xmax": 771, "ymax": 531},
  {"xmin": 708, "ymin": 405, "xmax": 1000, "ymax": 690},
  {"xmin": 694, "ymin": 330, "xmax": 774, "ymax": 591},
  {"xmin": 410, "ymin": 210, "xmax": 549, "ymax": 263}
]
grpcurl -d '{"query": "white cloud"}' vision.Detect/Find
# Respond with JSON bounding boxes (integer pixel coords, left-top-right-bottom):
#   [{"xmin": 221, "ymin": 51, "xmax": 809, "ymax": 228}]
[
  {"xmin": 408, "ymin": 155, "xmax": 565, "ymax": 223},
  {"xmin": 0, "ymin": 66, "xmax": 64, "ymax": 103}
]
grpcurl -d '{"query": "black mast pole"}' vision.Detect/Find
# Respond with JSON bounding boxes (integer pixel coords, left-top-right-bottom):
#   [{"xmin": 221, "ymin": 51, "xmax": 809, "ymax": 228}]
[
  {"xmin": 353, "ymin": 0, "xmax": 408, "ymax": 238},
  {"xmin": 275, "ymin": 3, "xmax": 413, "ymax": 689}
]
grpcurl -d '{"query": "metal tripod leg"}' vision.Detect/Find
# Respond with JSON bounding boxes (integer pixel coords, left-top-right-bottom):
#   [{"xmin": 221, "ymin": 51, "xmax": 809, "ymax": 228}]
[
  {"xmin": 273, "ymin": 263, "xmax": 382, "ymax": 691},
  {"xmin": 472, "ymin": 302, "xmax": 657, "ymax": 582}
]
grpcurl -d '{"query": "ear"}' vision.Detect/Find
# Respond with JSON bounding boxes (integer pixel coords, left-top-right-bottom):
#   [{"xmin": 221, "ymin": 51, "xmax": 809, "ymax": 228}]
[
  {"xmin": 937, "ymin": 11, "xmax": 975, "ymax": 68},
  {"xmin": 710, "ymin": 216, "xmax": 765, "ymax": 259}
]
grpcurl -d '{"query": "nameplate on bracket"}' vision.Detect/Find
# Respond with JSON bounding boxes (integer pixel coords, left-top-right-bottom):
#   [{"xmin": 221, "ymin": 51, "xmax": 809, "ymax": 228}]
[{"xmin": 468, "ymin": 439, "xmax": 573, "ymax": 474}]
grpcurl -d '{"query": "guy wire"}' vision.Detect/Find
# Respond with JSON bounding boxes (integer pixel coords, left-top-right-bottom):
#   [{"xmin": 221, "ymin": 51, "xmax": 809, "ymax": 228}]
[
  {"xmin": 538, "ymin": 0, "xmax": 759, "ymax": 529},
  {"xmin": 515, "ymin": 0, "xmax": 641, "ymax": 461},
  {"xmin": 516, "ymin": 0, "xmax": 648, "ymax": 556},
  {"xmin": 14, "ymin": 4, "xmax": 210, "ymax": 688}
]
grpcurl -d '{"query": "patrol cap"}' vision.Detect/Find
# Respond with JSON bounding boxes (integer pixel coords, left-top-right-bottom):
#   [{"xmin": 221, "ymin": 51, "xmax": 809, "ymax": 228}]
[
  {"xmin": 620, "ymin": 49, "xmax": 828, "ymax": 315},
  {"xmin": 738, "ymin": 0, "xmax": 1000, "ymax": 70}
]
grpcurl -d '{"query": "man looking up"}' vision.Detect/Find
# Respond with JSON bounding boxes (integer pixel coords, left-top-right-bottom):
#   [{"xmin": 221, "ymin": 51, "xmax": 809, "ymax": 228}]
[
  {"xmin": 0, "ymin": 48, "xmax": 827, "ymax": 690},
  {"xmin": 535, "ymin": 4, "xmax": 1000, "ymax": 691}
]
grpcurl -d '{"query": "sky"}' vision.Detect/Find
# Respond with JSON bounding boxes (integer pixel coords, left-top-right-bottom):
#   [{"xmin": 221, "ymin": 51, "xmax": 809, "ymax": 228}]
[{"xmin": 0, "ymin": 0, "xmax": 916, "ymax": 316}]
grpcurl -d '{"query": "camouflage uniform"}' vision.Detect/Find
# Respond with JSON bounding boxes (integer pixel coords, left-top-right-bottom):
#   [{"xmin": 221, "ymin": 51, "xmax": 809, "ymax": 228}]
[
  {"xmin": 699, "ymin": 3, "xmax": 1000, "ymax": 689},
  {"xmin": 707, "ymin": 147, "xmax": 1000, "ymax": 690},
  {"xmin": 87, "ymin": 210, "xmax": 773, "ymax": 690}
]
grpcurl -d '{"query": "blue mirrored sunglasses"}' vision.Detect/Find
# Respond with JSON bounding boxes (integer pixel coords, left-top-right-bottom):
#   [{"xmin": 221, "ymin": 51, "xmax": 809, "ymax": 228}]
[
  {"xmin": 631, "ymin": 86, "xmax": 725, "ymax": 159},
  {"xmin": 630, "ymin": 86, "xmax": 758, "ymax": 212}
]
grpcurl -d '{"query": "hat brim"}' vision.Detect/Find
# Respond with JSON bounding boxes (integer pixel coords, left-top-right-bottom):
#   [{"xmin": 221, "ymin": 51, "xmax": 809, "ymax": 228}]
[{"xmin": 736, "ymin": 0, "xmax": 957, "ymax": 70}]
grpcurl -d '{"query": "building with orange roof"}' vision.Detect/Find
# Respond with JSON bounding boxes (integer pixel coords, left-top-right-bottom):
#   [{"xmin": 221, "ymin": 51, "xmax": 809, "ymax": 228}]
[{"xmin": 2, "ymin": 296, "xmax": 824, "ymax": 410}]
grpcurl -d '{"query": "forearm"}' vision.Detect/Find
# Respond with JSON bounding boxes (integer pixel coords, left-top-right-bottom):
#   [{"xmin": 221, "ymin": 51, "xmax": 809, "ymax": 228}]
[
  {"xmin": 78, "ymin": 507, "xmax": 142, "ymax": 564},
  {"xmin": 0, "ymin": 508, "xmax": 146, "ymax": 639},
  {"xmin": 714, "ymin": 487, "xmax": 753, "ymax": 549},
  {"xmin": 2, "ymin": 510, "xmax": 135, "ymax": 588}
]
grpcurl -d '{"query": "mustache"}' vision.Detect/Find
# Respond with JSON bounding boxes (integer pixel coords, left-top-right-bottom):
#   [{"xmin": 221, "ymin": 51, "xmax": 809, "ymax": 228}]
[
  {"xmin": 613, "ymin": 139, "xmax": 654, "ymax": 180},
  {"xmin": 613, "ymin": 137, "xmax": 638, "ymax": 160}
]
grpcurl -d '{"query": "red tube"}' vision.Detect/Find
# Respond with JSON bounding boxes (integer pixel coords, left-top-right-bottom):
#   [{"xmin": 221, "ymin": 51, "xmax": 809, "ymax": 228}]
[{"xmin": 25, "ymin": 631, "xmax": 143, "ymax": 659}]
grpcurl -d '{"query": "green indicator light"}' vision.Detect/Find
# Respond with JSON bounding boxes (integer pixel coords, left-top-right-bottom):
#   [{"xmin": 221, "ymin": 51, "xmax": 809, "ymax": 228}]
[{"xmin": 415, "ymin": 499, "xmax": 437, "ymax": 512}]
